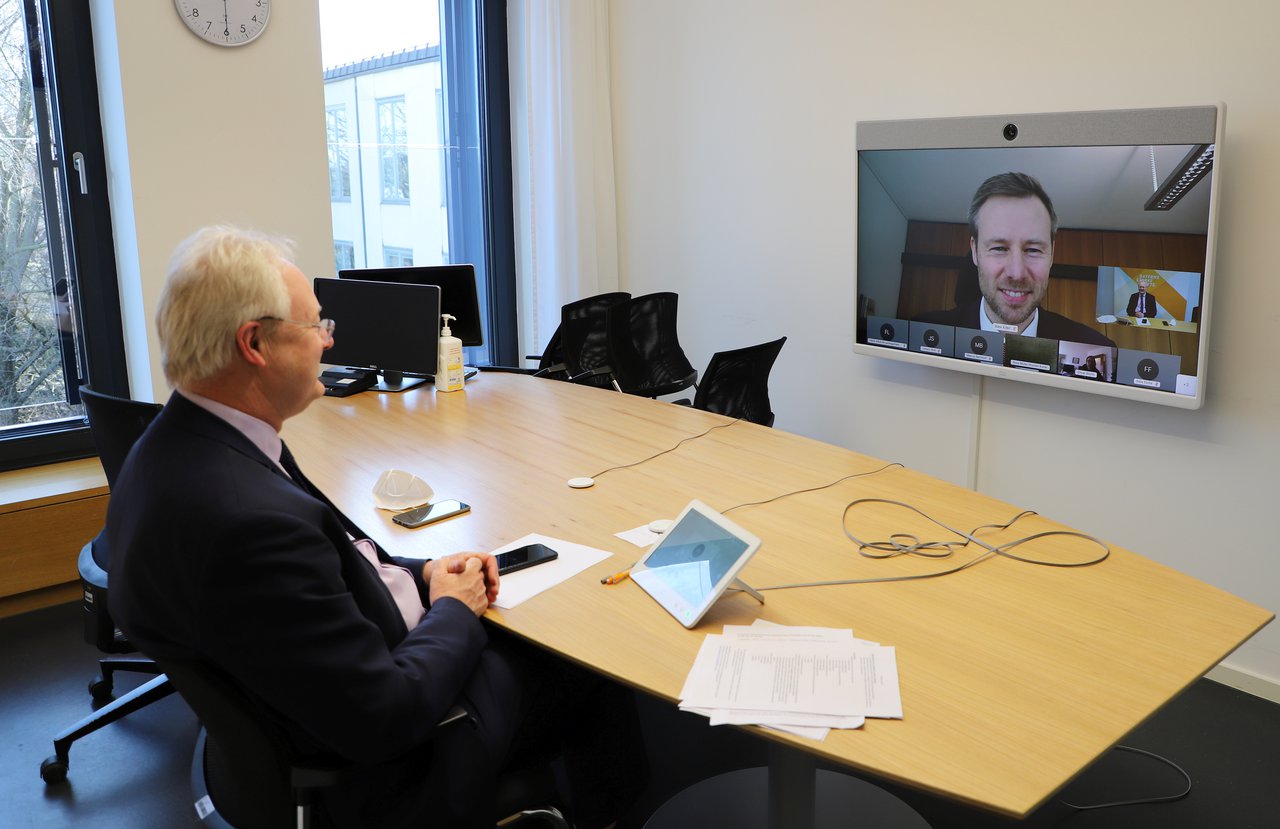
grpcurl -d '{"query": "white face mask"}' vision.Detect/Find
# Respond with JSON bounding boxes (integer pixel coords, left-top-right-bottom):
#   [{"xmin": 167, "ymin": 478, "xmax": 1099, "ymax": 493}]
[{"xmin": 372, "ymin": 469, "xmax": 434, "ymax": 511}]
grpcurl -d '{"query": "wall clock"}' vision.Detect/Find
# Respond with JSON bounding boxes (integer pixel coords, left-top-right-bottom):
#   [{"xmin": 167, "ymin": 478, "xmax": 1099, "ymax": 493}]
[{"xmin": 174, "ymin": 1, "xmax": 271, "ymax": 47}]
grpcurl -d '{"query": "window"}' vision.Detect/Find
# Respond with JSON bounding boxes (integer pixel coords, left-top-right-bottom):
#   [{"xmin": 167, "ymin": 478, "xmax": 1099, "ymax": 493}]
[
  {"xmin": 377, "ymin": 96, "xmax": 409, "ymax": 203},
  {"xmin": 0, "ymin": 0, "xmax": 126, "ymax": 472},
  {"xmin": 435, "ymin": 88, "xmax": 446, "ymax": 207},
  {"xmin": 326, "ymin": 104, "xmax": 351, "ymax": 200},
  {"xmin": 319, "ymin": 0, "xmax": 518, "ymax": 366},
  {"xmin": 383, "ymin": 246, "xmax": 413, "ymax": 268},
  {"xmin": 334, "ymin": 240, "xmax": 355, "ymax": 272}
]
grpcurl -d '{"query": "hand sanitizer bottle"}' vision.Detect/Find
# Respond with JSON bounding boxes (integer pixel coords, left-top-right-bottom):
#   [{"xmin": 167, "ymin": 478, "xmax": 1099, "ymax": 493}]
[{"xmin": 437, "ymin": 313, "xmax": 465, "ymax": 392}]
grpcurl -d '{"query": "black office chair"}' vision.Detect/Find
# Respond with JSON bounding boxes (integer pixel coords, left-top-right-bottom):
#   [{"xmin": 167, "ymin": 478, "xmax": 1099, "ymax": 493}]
[
  {"xmin": 686, "ymin": 337, "xmax": 786, "ymax": 427},
  {"xmin": 603, "ymin": 292, "xmax": 698, "ymax": 398},
  {"xmin": 484, "ymin": 292, "xmax": 631, "ymax": 382},
  {"xmin": 40, "ymin": 387, "xmax": 170, "ymax": 784},
  {"xmin": 551, "ymin": 291, "xmax": 631, "ymax": 388},
  {"xmin": 159, "ymin": 655, "xmax": 569, "ymax": 829},
  {"xmin": 528, "ymin": 323, "xmax": 570, "ymax": 380}
]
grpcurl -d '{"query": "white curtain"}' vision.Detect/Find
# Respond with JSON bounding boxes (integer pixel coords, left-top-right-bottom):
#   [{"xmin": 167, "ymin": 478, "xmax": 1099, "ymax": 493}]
[{"xmin": 507, "ymin": 0, "xmax": 619, "ymax": 362}]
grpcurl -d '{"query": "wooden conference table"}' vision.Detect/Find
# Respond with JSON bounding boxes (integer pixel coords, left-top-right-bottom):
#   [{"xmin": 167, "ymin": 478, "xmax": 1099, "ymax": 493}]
[{"xmin": 283, "ymin": 372, "xmax": 1271, "ymax": 821}]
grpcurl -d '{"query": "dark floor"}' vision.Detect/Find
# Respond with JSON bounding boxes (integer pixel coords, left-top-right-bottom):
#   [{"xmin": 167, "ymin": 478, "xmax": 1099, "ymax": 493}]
[{"xmin": 3, "ymin": 602, "xmax": 1278, "ymax": 828}]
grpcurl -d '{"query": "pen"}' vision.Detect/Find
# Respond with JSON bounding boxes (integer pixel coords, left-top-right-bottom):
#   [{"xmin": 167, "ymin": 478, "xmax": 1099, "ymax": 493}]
[{"xmin": 601, "ymin": 569, "xmax": 631, "ymax": 585}]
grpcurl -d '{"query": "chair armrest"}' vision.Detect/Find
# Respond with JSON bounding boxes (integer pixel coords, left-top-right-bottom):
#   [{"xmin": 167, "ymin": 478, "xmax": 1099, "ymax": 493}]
[
  {"xmin": 479, "ymin": 365, "xmax": 537, "ymax": 375},
  {"xmin": 568, "ymin": 364, "xmax": 613, "ymax": 383},
  {"xmin": 290, "ymin": 761, "xmax": 350, "ymax": 792},
  {"xmin": 438, "ymin": 704, "xmax": 471, "ymax": 728},
  {"xmin": 532, "ymin": 362, "xmax": 568, "ymax": 378}
]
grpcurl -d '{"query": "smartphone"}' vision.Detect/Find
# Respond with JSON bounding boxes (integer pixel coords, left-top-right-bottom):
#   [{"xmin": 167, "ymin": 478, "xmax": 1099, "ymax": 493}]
[
  {"xmin": 496, "ymin": 543, "xmax": 559, "ymax": 575},
  {"xmin": 392, "ymin": 499, "xmax": 471, "ymax": 529}
]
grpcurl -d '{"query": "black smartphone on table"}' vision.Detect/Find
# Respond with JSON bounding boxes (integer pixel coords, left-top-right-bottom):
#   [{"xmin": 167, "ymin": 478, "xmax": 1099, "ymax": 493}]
[
  {"xmin": 392, "ymin": 499, "xmax": 471, "ymax": 528},
  {"xmin": 496, "ymin": 543, "xmax": 558, "ymax": 575}
]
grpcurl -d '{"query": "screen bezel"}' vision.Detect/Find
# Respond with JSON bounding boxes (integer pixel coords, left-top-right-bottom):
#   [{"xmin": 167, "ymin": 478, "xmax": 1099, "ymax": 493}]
[
  {"xmin": 339, "ymin": 265, "xmax": 483, "ymax": 347},
  {"xmin": 853, "ymin": 104, "xmax": 1224, "ymax": 410}
]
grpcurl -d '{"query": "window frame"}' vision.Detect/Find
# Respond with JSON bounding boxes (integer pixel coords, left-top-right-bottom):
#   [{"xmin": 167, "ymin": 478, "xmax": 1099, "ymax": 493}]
[
  {"xmin": 441, "ymin": 0, "xmax": 517, "ymax": 366},
  {"xmin": 0, "ymin": 0, "xmax": 128, "ymax": 473},
  {"xmin": 317, "ymin": 0, "xmax": 518, "ymax": 367}
]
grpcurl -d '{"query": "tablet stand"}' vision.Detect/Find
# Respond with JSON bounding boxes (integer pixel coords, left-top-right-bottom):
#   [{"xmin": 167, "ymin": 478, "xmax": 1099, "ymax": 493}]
[{"xmin": 730, "ymin": 578, "xmax": 765, "ymax": 605}]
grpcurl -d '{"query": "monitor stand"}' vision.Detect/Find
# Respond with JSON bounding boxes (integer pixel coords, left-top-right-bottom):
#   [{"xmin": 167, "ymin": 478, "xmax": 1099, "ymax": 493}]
[{"xmin": 372, "ymin": 370, "xmax": 430, "ymax": 393}]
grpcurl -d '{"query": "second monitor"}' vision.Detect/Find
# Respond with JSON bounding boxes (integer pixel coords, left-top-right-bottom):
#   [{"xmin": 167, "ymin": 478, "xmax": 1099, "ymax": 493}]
[
  {"xmin": 339, "ymin": 264, "xmax": 483, "ymax": 348},
  {"xmin": 314, "ymin": 277, "xmax": 440, "ymax": 394}
]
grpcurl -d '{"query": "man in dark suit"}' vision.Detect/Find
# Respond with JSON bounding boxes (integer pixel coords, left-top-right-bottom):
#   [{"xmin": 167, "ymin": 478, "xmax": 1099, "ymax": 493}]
[
  {"xmin": 106, "ymin": 227, "xmax": 641, "ymax": 828},
  {"xmin": 1127, "ymin": 284, "xmax": 1157, "ymax": 318},
  {"xmin": 914, "ymin": 172, "xmax": 1115, "ymax": 349}
]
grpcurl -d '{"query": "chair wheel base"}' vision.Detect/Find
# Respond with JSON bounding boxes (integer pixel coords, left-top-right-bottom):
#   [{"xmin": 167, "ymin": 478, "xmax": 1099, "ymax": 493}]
[
  {"xmin": 89, "ymin": 675, "xmax": 113, "ymax": 701},
  {"xmin": 40, "ymin": 756, "xmax": 68, "ymax": 784}
]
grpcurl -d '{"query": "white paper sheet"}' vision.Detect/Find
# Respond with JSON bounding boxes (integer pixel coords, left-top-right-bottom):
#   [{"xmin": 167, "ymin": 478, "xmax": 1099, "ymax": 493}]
[
  {"xmin": 679, "ymin": 705, "xmax": 845, "ymax": 740},
  {"xmin": 615, "ymin": 524, "xmax": 664, "ymax": 548},
  {"xmin": 489, "ymin": 533, "xmax": 613, "ymax": 609}
]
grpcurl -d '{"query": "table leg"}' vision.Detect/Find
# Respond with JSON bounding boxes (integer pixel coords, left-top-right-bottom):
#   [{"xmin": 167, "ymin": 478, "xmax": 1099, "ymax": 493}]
[
  {"xmin": 767, "ymin": 743, "xmax": 816, "ymax": 829},
  {"xmin": 643, "ymin": 749, "xmax": 930, "ymax": 828}
]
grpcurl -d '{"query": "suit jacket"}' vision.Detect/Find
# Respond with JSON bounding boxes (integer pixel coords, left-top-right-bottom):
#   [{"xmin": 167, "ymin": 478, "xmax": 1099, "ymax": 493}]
[
  {"xmin": 1127, "ymin": 291, "xmax": 1156, "ymax": 318},
  {"xmin": 914, "ymin": 300, "xmax": 1116, "ymax": 348},
  {"xmin": 106, "ymin": 393, "xmax": 488, "ymax": 818}
]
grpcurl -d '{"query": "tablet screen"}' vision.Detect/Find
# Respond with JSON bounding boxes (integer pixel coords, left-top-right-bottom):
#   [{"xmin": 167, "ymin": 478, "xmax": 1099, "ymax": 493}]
[{"xmin": 631, "ymin": 500, "xmax": 761, "ymax": 628}]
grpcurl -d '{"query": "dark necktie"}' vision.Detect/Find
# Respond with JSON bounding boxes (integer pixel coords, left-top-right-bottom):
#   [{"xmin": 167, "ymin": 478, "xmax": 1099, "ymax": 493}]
[
  {"xmin": 278, "ymin": 440, "xmax": 366, "ymax": 541},
  {"xmin": 277, "ymin": 440, "xmax": 314, "ymax": 493},
  {"xmin": 278, "ymin": 442, "xmax": 417, "ymax": 638}
]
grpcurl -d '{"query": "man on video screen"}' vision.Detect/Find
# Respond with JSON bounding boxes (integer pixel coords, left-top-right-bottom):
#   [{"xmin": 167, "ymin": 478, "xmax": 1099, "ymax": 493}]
[
  {"xmin": 1127, "ymin": 283, "xmax": 1157, "ymax": 318},
  {"xmin": 915, "ymin": 172, "xmax": 1115, "ymax": 348}
]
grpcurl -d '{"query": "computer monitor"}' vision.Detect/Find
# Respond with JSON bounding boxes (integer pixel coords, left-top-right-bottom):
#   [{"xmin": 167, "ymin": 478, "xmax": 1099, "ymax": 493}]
[
  {"xmin": 854, "ymin": 103, "xmax": 1223, "ymax": 410},
  {"xmin": 314, "ymin": 277, "xmax": 440, "ymax": 393},
  {"xmin": 338, "ymin": 265, "xmax": 483, "ymax": 348}
]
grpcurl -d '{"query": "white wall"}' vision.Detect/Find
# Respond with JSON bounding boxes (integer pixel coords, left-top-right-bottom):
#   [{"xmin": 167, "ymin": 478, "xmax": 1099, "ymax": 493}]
[
  {"xmin": 608, "ymin": 0, "xmax": 1280, "ymax": 689},
  {"xmin": 90, "ymin": 0, "xmax": 335, "ymax": 404}
]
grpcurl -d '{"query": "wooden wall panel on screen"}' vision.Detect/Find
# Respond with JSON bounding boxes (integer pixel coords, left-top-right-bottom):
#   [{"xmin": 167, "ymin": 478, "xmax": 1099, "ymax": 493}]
[
  {"xmin": 1161, "ymin": 233, "xmax": 1209, "ymax": 273},
  {"xmin": 1053, "ymin": 228, "xmax": 1104, "ymax": 267},
  {"xmin": 1103, "ymin": 231, "xmax": 1165, "ymax": 269}
]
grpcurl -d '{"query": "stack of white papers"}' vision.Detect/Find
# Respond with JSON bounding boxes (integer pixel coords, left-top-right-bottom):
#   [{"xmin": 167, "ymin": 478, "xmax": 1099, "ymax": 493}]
[{"xmin": 678, "ymin": 620, "xmax": 902, "ymax": 740}]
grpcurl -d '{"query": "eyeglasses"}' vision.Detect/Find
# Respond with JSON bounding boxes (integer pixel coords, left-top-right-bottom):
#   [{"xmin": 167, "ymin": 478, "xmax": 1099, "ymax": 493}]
[{"xmin": 257, "ymin": 316, "xmax": 336, "ymax": 338}]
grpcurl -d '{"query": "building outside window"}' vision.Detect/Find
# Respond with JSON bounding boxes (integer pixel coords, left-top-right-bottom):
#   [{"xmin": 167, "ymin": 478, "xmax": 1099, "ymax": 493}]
[
  {"xmin": 334, "ymin": 240, "xmax": 355, "ymax": 272},
  {"xmin": 383, "ymin": 246, "xmax": 413, "ymax": 268},
  {"xmin": 326, "ymin": 104, "xmax": 351, "ymax": 200},
  {"xmin": 377, "ymin": 96, "xmax": 409, "ymax": 203}
]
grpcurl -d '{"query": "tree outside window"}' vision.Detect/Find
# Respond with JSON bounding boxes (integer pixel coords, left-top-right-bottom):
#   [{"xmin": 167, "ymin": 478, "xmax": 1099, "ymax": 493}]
[{"xmin": 0, "ymin": 0, "xmax": 78, "ymax": 432}]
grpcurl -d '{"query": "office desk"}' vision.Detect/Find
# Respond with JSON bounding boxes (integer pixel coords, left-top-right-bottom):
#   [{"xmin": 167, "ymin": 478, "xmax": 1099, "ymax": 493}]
[{"xmin": 283, "ymin": 373, "xmax": 1271, "ymax": 820}]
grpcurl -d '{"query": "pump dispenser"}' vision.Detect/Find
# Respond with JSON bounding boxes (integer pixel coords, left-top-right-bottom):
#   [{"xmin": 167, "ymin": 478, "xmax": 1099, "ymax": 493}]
[{"xmin": 436, "ymin": 313, "xmax": 465, "ymax": 392}]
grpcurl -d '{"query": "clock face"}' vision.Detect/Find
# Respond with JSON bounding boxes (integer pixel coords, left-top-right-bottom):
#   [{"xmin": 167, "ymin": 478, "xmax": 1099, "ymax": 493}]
[{"xmin": 174, "ymin": 0, "xmax": 272, "ymax": 47}]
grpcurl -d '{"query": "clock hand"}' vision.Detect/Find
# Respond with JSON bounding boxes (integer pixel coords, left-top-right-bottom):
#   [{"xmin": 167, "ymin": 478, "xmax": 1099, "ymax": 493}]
[{"xmin": 222, "ymin": 0, "xmax": 230, "ymax": 37}]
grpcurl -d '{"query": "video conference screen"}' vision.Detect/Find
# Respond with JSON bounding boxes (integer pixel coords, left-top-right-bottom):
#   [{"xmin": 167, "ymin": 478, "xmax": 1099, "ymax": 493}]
[{"xmin": 854, "ymin": 105, "xmax": 1223, "ymax": 409}]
